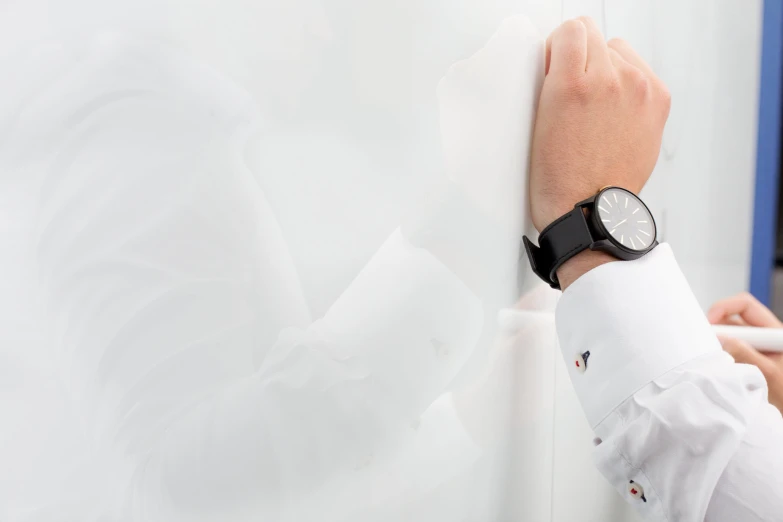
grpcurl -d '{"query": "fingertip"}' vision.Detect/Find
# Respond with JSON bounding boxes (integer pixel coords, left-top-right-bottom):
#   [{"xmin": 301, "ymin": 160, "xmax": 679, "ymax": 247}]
[
  {"xmin": 556, "ymin": 18, "xmax": 587, "ymax": 44},
  {"xmin": 706, "ymin": 306, "xmax": 724, "ymax": 325},
  {"xmin": 576, "ymin": 15, "xmax": 604, "ymax": 37},
  {"xmin": 548, "ymin": 19, "xmax": 588, "ymax": 76}
]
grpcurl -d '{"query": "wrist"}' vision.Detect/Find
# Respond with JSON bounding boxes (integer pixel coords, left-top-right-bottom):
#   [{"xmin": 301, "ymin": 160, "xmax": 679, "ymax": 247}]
[
  {"xmin": 534, "ymin": 186, "xmax": 604, "ymax": 233},
  {"xmin": 527, "ymin": 186, "xmax": 655, "ymax": 290},
  {"xmin": 536, "ymin": 205, "xmax": 580, "ymax": 234},
  {"xmin": 556, "ymin": 250, "xmax": 617, "ymax": 290}
]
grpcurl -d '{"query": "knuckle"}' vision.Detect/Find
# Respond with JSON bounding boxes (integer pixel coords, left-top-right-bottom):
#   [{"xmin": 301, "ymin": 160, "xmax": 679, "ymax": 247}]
[
  {"xmin": 605, "ymin": 73, "xmax": 622, "ymax": 96},
  {"xmin": 625, "ymin": 67, "xmax": 649, "ymax": 97},
  {"xmin": 740, "ymin": 291, "xmax": 756, "ymax": 303},
  {"xmin": 636, "ymin": 76, "xmax": 651, "ymax": 98},
  {"xmin": 607, "ymin": 37, "xmax": 627, "ymax": 50},
  {"xmin": 557, "ymin": 20, "xmax": 587, "ymax": 47},
  {"xmin": 658, "ymin": 82, "xmax": 672, "ymax": 112},
  {"xmin": 559, "ymin": 19, "xmax": 587, "ymax": 42}
]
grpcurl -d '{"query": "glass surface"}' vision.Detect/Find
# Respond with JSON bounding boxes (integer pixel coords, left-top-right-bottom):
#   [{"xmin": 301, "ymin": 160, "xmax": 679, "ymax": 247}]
[
  {"xmin": 596, "ymin": 188, "xmax": 656, "ymax": 251},
  {"xmin": 0, "ymin": 1, "xmax": 761, "ymax": 521}
]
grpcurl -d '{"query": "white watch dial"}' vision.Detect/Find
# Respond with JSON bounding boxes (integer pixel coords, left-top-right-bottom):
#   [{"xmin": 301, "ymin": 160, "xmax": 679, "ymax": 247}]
[{"xmin": 595, "ymin": 188, "xmax": 655, "ymax": 251}]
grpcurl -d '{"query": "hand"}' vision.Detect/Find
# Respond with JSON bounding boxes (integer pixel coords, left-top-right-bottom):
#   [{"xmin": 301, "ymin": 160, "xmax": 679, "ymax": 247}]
[
  {"xmin": 530, "ymin": 17, "xmax": 671, "ymax": 230},
  {"xmin": 707, "ymin": 292, "xmax": 783, "ymax": 414},
  {"xmin": 529, "ymin": 17, "xmax": 671, "ymax": 289}
]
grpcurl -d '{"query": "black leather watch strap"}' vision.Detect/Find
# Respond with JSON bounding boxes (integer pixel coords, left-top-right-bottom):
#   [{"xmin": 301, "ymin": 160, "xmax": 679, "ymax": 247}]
[{"xmin": 523, "ymin": 207, "xmax": 594, "ymax": 289}]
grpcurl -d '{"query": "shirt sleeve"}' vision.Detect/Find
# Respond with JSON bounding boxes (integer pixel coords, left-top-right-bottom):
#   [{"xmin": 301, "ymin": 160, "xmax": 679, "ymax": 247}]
[{"xmin": 555, "ymin": 243, "xmax": 783, "ymax": 521}]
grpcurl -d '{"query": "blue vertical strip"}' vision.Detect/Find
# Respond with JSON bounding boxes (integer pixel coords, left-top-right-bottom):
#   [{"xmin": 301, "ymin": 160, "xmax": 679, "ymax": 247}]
[{"xmin": 751, "ymin": 0, "xmax": 783, "ymax": 305}]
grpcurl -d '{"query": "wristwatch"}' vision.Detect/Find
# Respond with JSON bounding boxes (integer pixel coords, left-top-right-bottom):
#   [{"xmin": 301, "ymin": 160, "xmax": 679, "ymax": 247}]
[{"xmin": 523, "ymin": 186, "xmax": 658, "ymax": 289}]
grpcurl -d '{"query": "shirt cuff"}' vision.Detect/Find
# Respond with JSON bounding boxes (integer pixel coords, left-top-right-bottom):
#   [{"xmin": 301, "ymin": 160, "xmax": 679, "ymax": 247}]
[{"xmin": 555, "ymin": 244, "xmax": 722, "ymax": 428}]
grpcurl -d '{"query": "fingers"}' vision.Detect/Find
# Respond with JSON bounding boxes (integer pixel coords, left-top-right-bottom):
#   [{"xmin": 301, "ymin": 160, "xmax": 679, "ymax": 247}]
[
  {"xmin": 707, "ymin": 292, "xmax": 783, "ymax": 328},
  {"xmin": 546, "ymin": 19, "xmax": 587, "ymax": 77},
  {"xmin": 606, "ymin": 38, "xmax": 671, "ymax": 119},
  {"xmin": 722, "ymin": 337, "xmax": 783, "ymax": 412},
  {"xmin": 547, "ymin": 18, "xmax": 631, "ymax": 78},
  {"xmin": 576, "ymin": 16, "xmax": 611, "ymax": 72},
  {"xmin": 608, "ymin": 47, "xmax": 625, "ymax": 68},
  {"xmin": 607, "ymin": 38, "xmax": 654, "ymax": 77},
  {"xmin": 721, "ymin": 337, "xmax": 780, "ymax": 382}
]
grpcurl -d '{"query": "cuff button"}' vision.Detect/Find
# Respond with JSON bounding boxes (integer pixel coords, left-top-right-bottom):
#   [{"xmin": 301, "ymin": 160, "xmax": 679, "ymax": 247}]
[
  {"xmin": 628, "ymin": 481, "xmax": 647, "ymax": 502},
  {"xmin": 574, "ymin": 351, "xmax": 590, "ymax": 374}
]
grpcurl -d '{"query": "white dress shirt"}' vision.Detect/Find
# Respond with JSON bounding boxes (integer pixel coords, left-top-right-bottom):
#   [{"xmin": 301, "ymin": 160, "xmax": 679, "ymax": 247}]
[{"xmin": 557, "ymin": 243, "xmax": 783, "ymax": 521}]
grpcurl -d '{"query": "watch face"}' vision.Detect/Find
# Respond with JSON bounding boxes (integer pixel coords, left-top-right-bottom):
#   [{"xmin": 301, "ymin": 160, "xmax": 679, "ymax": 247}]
[{"xmin": 595, "ymin": 188, "xmax": 656, "ymax": 252}]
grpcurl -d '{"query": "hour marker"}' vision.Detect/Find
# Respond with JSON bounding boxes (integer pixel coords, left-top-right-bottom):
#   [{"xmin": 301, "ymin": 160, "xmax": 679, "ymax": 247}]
[
  {"xmin": 625, "ymin": 197, "xmax": 629, "ymax": 208},
  {"xmin": 614, "ymin": 193, "xmax": 618, "ymax": 203},
  {"xmin": 632, "ymin": 208, "xmax": 640, "ymax": 214},
  {"xmin": 602, "ymin": 219, "xmax": 611, "ymax": 223},
  {"xmin": 639, "ymin": 230, "xmax": 651, "ymax": 236},
  {"xmin": 637, "ymin": 236, "xmax": 645, "ymax": 246},
  {"xmin": 630, "ymin": 236, "xmax": 637, "ymax": 248},
  {"xmin": 598, "ymin": 205, "xmax": 608, "ymax": 212},
  {"xmin": 603, "ymin": 196, "xmax": 612, "ymax": 207},
  {"xmin": 638, "ymin": 220, "xmax": 648, "ymax": 224},
  {"xmin": 620, "ymin": 235, "xmax": 624, "ymax": 245}
]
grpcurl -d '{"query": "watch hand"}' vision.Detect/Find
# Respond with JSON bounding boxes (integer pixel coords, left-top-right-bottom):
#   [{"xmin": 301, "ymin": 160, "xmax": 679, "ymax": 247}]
[{"xmin": 610, "ymin": 218, "xmax": 628, "ymax": 234}]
